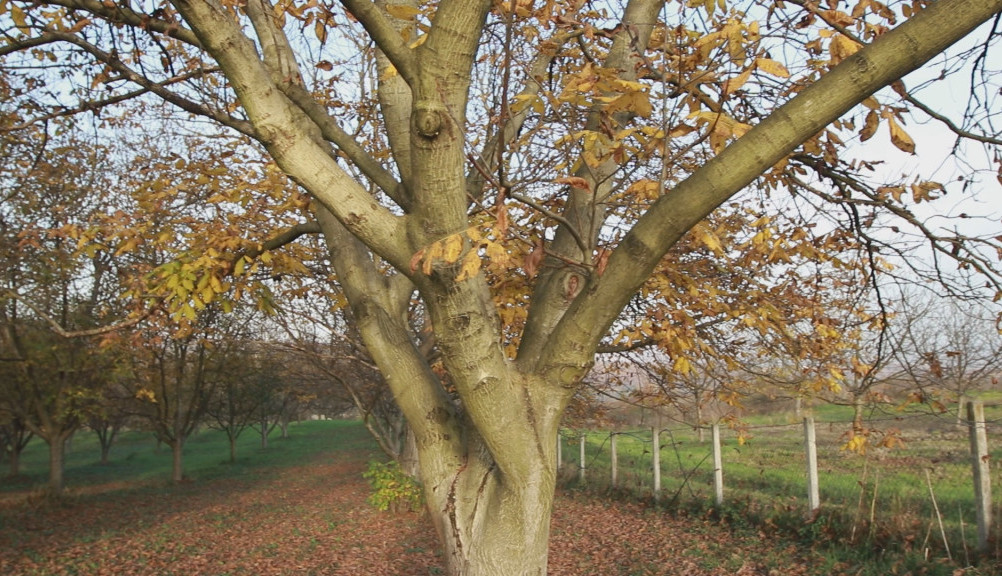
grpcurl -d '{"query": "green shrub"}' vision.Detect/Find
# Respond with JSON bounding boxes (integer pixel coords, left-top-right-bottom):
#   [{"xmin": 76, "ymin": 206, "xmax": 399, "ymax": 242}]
[{"xmin": 362, "ymin": 460, "xmax": 423, "ymax": 512}]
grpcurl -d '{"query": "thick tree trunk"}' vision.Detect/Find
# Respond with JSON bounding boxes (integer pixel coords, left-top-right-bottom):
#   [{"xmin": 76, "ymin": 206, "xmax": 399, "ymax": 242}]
[
  {"xmin": 229, "ymin": 434, "xmax": 237, "ymax": 463},
  {"xmin": 425, "ymin": 460, "xmax": 555, "ymax": 576}
]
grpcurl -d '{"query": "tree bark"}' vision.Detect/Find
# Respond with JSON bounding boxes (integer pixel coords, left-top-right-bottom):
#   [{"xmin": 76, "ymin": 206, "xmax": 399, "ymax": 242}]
[
  {"xmin": 47, "ymin": 435, "xmax": 66, "ymax": 493},
  {"xmin": 852, "ymin": 395, "xmax": 866, "ymax": 437},
  {"xmin": 422, "ymin": 438, "xmax": 556, "ymax": 576},
  {"xmin": 171, "ymin": 439, "xmax": 184, "ymax": 483}
]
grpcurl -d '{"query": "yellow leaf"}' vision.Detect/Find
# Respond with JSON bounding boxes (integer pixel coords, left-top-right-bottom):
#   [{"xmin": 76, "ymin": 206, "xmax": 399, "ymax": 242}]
[
  {"xmin": 605, "ymin": 91, "xmax": 652, "ymax": 117},
  {"xmin": 234, "ymin": 256, "xmax": 247, "ymax": 275},
  {"xmin": 379, "ymin": 63, "xmax": 397, "ymax": 79},
  {"xmin": 455, "ymin": 250, "xmax": 481, "ymax": 282},
  {"xmin": 876, "ymin": 186, "xmax": 905, "ymax": 203},
  {"xmin": 842, "ymin": 434, "xmax": 868, "ymax": 453},
  {"xmin": 485, "ymin": 241, "xmax": 509, "ymax": 268},
  {"xmin": 911, "ymin": 181, "xmax": 943, "ymax": 203},
  {"xmin": 10, "ymin": 4, "xmax": 27, "ymax": 30},
  {"xmin": 441, "ymin": 234, "xmax": 464, "ymax": 264},
  {"xmin": 859, "ymin": 110, "xmax": 879, "ymax": 141},
  {"xmin": 723, "ymin": 67, "xmax": 753, "ymax": 95},
  {"xmin": 624, "ymin": 179, "xmax": 660, "ymax": 200},
  {"xmin": 830, "ymin": 34, "xmax": 862, "ymax": 64},
  {"xmin": 699, "ymin": 228, "xmax": 724, "ymax": 254},
  {"xmin": 314, "ymin": 19, "xmax": 327, "ymax": 43},
  {"xmin": 385, "ymin": 4, "xmax": 420, "ymax": 20},
  {"xmin": 180, "ymin": 303, "xmax": 197, "ymax": 321},
  {"xmin": 674, "ymin": 356, "xmax": 692, "ymax": 375},
  {"xmin": 887, "ymin": 116, "xmax": 915, "ymax": 154},
  {"xmin": 861, "ymin": 96, "xmax": 880, "ymax": 110},
  {"xmin": 754, "ymin": 58, "xmax": 790, "ymax": 78}
]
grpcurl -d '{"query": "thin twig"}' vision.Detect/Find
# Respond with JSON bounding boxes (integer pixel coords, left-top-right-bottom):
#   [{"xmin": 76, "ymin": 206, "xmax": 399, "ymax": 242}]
[{"xmin": 926, "ymin": 468, "xmax": 952, "ymax": 561}]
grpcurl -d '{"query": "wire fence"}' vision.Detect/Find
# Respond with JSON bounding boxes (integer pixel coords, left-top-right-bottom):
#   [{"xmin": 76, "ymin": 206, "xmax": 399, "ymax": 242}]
[{"xmin": 558, "ymin": 400, "xmax": 1002, "ymax": 562}]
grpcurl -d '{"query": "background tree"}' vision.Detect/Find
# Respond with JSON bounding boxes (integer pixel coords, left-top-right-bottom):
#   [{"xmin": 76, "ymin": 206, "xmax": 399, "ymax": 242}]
[
  {"xmin": 129, "ymin": 309, "xmax": 232, "ymax": 483},
  {"xmin": 888, "ymin": 292, "xmax": 1002, "ymax": 409},
  {"xmin": 85, "ymin": 360, "xmax": 136, "ymax": 465},
  {"xmin": 2, "ymin": 0, "xmax": 1002, "ymax": 573},
  {"xmin": 0, "ymin": 129, "xmax": 140, "ymax": 492},
  {"xmin": 0, "ymin": 411, "xmax": 32, "ymax": 477},
  {"xmin": 203, "ymin": 313, "xmax": 268, "ymax": 462}
]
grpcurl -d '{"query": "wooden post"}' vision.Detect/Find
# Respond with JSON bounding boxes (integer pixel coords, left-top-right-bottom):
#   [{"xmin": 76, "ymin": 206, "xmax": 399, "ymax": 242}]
[
  {"xmin": 712, "ymin": 423, "xmax": 723, "ymax": 506},
  {"xmin": 804, "ymin": 417, "xmax": 820, "ymax": 516},
  {"xmin": 652, "ymin": 427, "xmax": 661, "ymax": 500},
  {"xmin": 610, "ymin": 433, "xmax": 618, "ymax": 489},
  {"xmin": 579, "ymin": 433, "xmax": 586, "ymax": 482},
  {"xmin": 967, "ymin": 400, "xmax": 992, "ymax": 552},
  {"xmin": 556, "ymin": 430, "xmax": 562, "ymax": 468}
]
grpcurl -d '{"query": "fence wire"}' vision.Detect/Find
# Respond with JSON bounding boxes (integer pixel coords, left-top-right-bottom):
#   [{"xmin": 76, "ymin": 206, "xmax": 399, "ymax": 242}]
[{"xmin": 558, "ymin": 404, "xmax": 1002, "ymax": 561}]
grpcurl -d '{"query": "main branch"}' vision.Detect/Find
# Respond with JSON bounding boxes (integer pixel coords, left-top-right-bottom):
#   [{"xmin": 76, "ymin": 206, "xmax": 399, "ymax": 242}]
[{"xmin": 543, "ymin": 0, "xmax": 1002, "ymax": 375}]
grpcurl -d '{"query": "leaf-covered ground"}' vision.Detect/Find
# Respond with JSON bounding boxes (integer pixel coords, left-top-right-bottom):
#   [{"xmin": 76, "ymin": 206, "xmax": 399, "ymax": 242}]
[{"xmin": 0, "ymin": 440, "xmax": 947, "ymax": 576}]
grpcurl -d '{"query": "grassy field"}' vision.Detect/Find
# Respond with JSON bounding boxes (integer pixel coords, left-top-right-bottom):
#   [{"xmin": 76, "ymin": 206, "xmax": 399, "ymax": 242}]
[
  {"xmin": 1, "ymin": 420, "xmax": 374, "ymax": 495},
  {"xmin": 2, "ymin": 417, "xmax": 999, "ymax": 575},
  {"xmin": 561, "ymin": 398, "xmax": 1002, "ymax": 566}
]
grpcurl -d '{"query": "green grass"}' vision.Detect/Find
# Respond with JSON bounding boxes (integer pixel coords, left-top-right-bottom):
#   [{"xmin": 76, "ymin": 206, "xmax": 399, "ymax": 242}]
[
  {"xmin": 560, "ymin": 400, "xmax": 1002, "ymax": 572},
  {"xmin": 5, "ymin": 411, "xmax": 999, "ymax": 574},
  {"xmin": 1, "ymin": 419, "xmax": 376, "ymax": 493}
]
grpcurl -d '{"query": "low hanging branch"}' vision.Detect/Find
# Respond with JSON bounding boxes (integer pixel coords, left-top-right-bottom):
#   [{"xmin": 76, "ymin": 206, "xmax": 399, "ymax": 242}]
[{"xmin": 1, "ymin": 291, "xmax": 161, "ymax": 339}]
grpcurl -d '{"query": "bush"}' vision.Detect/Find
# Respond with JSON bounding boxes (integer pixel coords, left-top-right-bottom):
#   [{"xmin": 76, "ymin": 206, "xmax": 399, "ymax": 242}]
[{"xmin": 362, "ymin": 460, "xmax": 423, "ymax": 513}]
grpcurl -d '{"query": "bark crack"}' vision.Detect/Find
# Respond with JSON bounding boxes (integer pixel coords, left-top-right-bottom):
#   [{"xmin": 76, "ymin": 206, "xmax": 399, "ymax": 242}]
[
  {"xmin": 468, "ymin": 462, "xmax": 495, "ymax": 533},
  {"xmin": 444, "ymin": 458, "xmax": 468, "ymax": 565},
  {"xmin": 521, "ymin": 383, "xmax": 547, "ymax": 467}
]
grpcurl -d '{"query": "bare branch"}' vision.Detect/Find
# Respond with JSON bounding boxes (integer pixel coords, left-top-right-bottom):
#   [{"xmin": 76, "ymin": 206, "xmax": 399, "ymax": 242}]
[
  {"xmin": 43, "ymin": 0, "xmax": 202, "ymax": 47},
  {"xmin": 902, "ymin": 91, "xmax": 1002, "ymax": 146},
  {"xmin": 339, "ymin": 0, "xmax": 418, "ymax": 86},
  {"xmin": 0, "ymin": 68, "xmax": 222, "ymax": 133},
  {"xmin": 41, "ymin": 29, "xmax": 255, "ymax": 137},
  {"xmin": 2, "ymin": 291, "xmax": 160, "ymax": 339}
]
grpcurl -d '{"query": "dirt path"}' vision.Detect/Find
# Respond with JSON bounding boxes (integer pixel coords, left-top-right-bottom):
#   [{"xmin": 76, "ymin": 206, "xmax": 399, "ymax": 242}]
[{"xmin": 0, "ymin": 453, "xmax": 827, "ymax": 575}]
